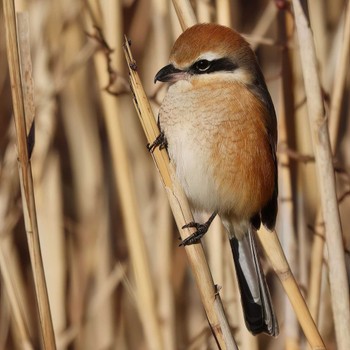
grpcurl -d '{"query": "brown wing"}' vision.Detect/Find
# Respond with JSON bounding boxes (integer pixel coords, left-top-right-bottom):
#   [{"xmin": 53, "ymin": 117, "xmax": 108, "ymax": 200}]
[{"xmin": 248, "ymin": 63, "xmax": 278, "ymax": 230}]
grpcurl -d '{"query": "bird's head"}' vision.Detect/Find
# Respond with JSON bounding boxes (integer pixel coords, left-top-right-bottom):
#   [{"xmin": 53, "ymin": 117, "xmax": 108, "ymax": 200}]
[{"xmin": 154, "ymin": 23, "xmax": 258, "ymax": 86}]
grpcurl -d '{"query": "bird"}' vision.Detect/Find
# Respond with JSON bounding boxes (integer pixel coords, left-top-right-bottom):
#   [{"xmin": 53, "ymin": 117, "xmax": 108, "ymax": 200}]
[{"xmin": 152, "ymin": 23, "xmax": 279, "ymax": 336}]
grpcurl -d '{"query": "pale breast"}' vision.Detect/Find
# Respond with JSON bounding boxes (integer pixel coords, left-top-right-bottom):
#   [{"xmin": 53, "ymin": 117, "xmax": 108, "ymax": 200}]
[
  {"xmin": 159, "ymin": 81, "xmax": 221, "ymax": 211},
  {"xmin": 159, "ymin": 80, "xmax": 275, "ymax": 219}
]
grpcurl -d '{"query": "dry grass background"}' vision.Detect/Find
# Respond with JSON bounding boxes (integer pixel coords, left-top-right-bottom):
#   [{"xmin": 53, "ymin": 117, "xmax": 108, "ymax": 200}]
[{"xmin": 0, "ymin": 0, "xmax": 350, "ymax": 349}]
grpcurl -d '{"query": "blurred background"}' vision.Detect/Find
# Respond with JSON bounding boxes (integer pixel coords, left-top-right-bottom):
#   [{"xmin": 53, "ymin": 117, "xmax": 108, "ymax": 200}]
[{"xmin": 0, "ymin": 0, "xmax": 349, "ymax": 349}]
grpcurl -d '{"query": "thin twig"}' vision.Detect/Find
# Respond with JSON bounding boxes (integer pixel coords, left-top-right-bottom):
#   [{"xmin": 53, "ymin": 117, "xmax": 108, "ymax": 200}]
[{"xmin": 86, "ymin": 25, "xmax": 130, "ymax": 96}]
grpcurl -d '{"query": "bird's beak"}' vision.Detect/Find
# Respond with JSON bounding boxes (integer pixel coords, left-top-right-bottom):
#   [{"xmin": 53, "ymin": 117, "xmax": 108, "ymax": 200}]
[{"xmin": 154, "ymin": 64, "xmax": 186, "ymax": 83}]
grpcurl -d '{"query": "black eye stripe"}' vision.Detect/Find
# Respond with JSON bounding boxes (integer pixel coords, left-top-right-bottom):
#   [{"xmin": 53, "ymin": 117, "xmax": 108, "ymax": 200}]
[{"xmin": 189, "ymin": 58, "xmax": 237, "ymax": 74}]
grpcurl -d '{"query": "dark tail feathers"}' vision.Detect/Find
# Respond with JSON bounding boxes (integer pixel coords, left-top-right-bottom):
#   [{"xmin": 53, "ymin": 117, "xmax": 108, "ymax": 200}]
[{"xmin": 229, "ymin": 228, "xmax": 278, "ymax": 336}]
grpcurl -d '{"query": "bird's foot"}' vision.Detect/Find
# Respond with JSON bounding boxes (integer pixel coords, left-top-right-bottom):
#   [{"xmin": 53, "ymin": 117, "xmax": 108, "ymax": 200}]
[
  {"xmin": 147, "ymin": 131, "xmax": 168, "ymax": 153},
  {"xmin": 180, "ymin": 212, "xmax": 217, "ymax": 246}
]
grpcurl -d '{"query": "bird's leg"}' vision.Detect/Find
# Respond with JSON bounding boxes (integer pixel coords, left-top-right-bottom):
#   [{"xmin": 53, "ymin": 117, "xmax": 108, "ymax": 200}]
[
  {"xmin": 147, "ymin": 131, "xmax": 168, "ymax": 153},
  {"xmin": 180, "ymin": 211, "xmax": 218, "ymax": 246}
]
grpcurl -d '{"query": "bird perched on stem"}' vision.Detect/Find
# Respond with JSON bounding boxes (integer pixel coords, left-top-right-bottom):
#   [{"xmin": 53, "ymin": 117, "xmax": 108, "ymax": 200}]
[{"xmin": 152, "ymin": 23, "xmax": 278, "ymax": 337}]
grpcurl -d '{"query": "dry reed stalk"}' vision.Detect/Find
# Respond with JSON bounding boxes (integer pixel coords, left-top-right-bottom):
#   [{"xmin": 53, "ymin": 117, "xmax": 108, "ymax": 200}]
[
  {"xmin": 257, "ymin": 227, "xmax": 326, "ymax": 349},
  {"xmin": 146, "ymin": 2, "xmax": 177, "ymax": 347},
  {"xmin": 84, "ymin": 200, "xmax": 112, "ymax": 349},
  {"xmin": 306, "ymin": 3, "xmax": 329, "ymax": 325},
  {"xmin": 151, "ymin": 0, "xmax": 172, "ymax": 79},
  {"xmin": 56, "ymin": 13, "xmax": 109, "ymax": 346},
  {"xmin": 277, "ymin": 9, "xmax": 300, "ymax": 350},
  {"xmin": 0, "ymin": 239, "xmax": 33, "ymax": 350},
  {"xmin": 34, "ymin": 155, "xmax": 66, "ymax": 347},
  {"xmin": 172, "ymin": 0, "xmax": 197, "ymax": 30},
  {"xmin": 3, "ymin": 1, "xmax": 56, "ymax": 349},
  {"xmin": 292, "ymin": 1, "xmax": 350, "ymax": 349},
  {"xmin": 309, "ymin": 0, "xmax": 328, "ymax": 86},
  {"xmin": 196, "ymin": 0, "xmax": 211, "ymax": 23},
  {"xmin": 0, "ymin": 138, "xmax": 33, "ymax": 349},
  {"xmin": 307, "ymin": 211, "xmax": 324, "ymax": 324},
  {"xmin": 124, "ymin": 38, "xmax": 237, "ymax": 350},
  {"xmin": 169, "ymin": 3, "xmax": 183, "ymax": 42},
  {"xmin": 222, "ymin": 242, "xmax": 239, "ymax": 335},
  {"xmin": 328, "ymin": 2, "xmax": 350, "ymax": 150},
  {"xmin": 88, "ymin": 263, "xmax": 127, "ymax": 319},
  {"xmin": 207, "ymin": 218, "xmax": 225, "ymax": 301},
  {"xmin": 248, "ymin": 0, "xmax": 277, "ymax": 51},
  {"xmin": 215, "ymin": 0, "xmax": 231, "ymax": 26},
  {"xmin": 308, "ymin": 0, "xmax": 350, "ymax": 325},
  {"xmin": 25, "ymin": 5, "xmax": 68, "ymax": 343},
  {"xmin": 155, "ymin": 193, "xmax": 176, "ymax": 350},
  {"xmin": 84, "ymin": 1, "xmax": 164, "ymax": 349},
  {"xmin": 296, "ymin": 197, "xmax": 308, "ymax": 297}
]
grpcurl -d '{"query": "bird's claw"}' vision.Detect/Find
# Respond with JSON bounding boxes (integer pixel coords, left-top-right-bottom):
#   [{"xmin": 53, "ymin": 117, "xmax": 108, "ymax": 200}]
[
  {"xmin": 147, "ymin": 131, "xmax": 168, "ymax": 153},
  {"xmin": 179, "ymin": 212, "xmax": 218, "ymax": 246},
  {"xmin": 180, "ymin": 222, "xmax": 207, "ymax": 246}
]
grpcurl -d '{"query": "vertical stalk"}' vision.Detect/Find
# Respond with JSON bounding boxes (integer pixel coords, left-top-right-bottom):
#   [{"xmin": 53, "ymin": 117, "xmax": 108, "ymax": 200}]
[
  {"xmin": 292, "ymin": 1, "xmax": 350, "ymax": 349},
  {"xmin": 3, "ymin": 1, "xmax": 56, "ymax": 349},
  {"xmin": 277, "ymin": 8, "xmax": 300, "ymax": 350},
  {"xmin": 308, "ymin": 0, "xmax": 350, "ymax": 325}
]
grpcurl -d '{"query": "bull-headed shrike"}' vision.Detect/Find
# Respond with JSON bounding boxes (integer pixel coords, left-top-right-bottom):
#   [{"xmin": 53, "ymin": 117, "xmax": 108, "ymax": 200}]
[{"xmin": 152, "ymin": 23, "xmax": 278, "ymax": 336}]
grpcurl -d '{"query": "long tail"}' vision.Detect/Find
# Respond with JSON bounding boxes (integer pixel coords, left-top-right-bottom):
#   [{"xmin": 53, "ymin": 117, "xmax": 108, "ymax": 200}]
[{"xmin": 229, "ymin": 227, "xmax": 278, "ymax": 336}]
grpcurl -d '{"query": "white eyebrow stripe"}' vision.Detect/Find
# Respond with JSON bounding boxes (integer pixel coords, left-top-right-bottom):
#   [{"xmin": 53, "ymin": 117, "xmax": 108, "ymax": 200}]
[{"xmin": 197, "ymin": 51, "xmax": 222, "ymax": 61}]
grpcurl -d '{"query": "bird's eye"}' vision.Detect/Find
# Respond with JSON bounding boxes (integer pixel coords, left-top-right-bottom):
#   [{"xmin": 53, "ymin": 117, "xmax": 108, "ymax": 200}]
[{"xmin": 195, "ymin": 60, "xmax": 211, "ymax": 72}]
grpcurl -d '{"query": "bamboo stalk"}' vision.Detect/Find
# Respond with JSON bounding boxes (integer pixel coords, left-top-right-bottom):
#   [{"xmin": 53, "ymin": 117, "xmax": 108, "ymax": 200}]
[
  {"xmin": 3, "ymin": 1, "xmax": 56, "ymax": 349},
  {"xmin": 124, "ymin": 38, "xmax": 237, "ymax": 350},
  {"xmin": 292, "ymin": 1, "xmax": 350, "ymax": 349}
]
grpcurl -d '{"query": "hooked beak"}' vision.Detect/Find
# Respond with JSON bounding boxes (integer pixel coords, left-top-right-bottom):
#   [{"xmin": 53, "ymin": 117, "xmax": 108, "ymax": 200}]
[{"xmin": 154, "ymin": 64, "xmax": 187, "ymax": 83}]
